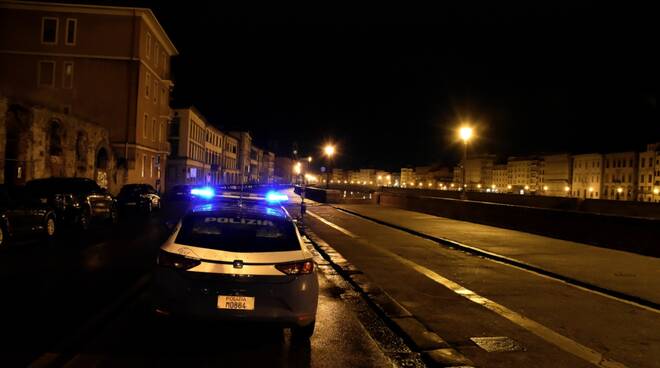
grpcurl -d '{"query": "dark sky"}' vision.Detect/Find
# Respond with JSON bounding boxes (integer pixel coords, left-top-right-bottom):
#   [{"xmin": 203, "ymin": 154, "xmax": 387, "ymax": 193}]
[{"xmin": 63, "ymin": 2, "xmax": 659, "ymax": 170}]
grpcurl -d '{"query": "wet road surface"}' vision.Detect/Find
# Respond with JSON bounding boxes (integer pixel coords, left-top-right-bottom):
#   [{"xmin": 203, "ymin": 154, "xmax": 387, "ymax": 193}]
[
  {"xmin": 299, "ymin": 200, "xmax": 660, "ymax": 368},
  {"xmin": 0, "ymin": 197, "xmax": 417, "ymax": 368}
]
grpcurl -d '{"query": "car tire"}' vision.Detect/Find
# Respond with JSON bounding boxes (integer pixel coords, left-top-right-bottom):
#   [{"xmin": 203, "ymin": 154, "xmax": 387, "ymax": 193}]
[
  {"xmin": 79, "ymin": 208, "xmax": 91, "ymax": 231},
  {"xmin": 45, "ymin": 216, "xmax": 57, "ymax": 239},
  {"xmin": 291, "ymin": 320, "xmax": 315, "ymax": 339},
  {"xmin": 109, "ymin": 206, "xmax": 119, "ymax": 225},
  {"xmin": 0, "ymin": 225, "xmax": 6, "ymax": 249}
]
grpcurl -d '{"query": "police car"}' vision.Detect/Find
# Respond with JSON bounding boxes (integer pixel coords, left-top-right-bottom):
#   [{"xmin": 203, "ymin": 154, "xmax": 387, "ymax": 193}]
[{"xmin": 154, "ymin": 188, "xmax": 319, "ymax": 337}]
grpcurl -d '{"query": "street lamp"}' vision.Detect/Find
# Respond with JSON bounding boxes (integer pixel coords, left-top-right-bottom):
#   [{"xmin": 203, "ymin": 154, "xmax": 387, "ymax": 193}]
[
  {"xmin": 458, "ymin": 126, "xmax": 473, "ymax": 199},
  {"xmin": 323, "ymin": 144, "xmax": 335, "ymax": 189}
]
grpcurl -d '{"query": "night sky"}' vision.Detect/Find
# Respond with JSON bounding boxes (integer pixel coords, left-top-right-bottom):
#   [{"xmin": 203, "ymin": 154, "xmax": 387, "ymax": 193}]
[{"xmin": 55, "ymin": 2, "xmax": 659, "ymax": 171}]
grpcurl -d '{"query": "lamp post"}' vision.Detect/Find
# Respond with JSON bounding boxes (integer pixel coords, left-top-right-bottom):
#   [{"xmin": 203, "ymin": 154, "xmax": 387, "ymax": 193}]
[
  {"xmin": 458, "ymin": 126, "xmax": 473, "ymax": 200},
  {"xmin": 323, "ymin": 144, "xmax": 335, "ymax": 189}
]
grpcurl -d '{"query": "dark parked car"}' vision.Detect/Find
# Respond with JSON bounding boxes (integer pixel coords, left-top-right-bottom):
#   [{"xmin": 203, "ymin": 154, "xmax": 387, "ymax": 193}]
[
  {"xmin": 167, "ymin": 185, "xmax": 193, "ymax": 200},
  {"xmin": 117, "ymin": 184, "xmax": 161, "ymax": 213},
  {"xmin": 24, "ymin": 178, "xmax": 118, "ymax": 230},
  {"xmin": 0, "ymin": 185, "xmax": 57, "ymax": 248}
]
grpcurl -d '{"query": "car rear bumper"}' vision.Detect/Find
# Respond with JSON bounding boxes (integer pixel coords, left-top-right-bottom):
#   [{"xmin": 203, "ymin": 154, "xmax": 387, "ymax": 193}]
[{"xmin": 153, "ymin": 267, "xmax": 319, "ymax": 327}]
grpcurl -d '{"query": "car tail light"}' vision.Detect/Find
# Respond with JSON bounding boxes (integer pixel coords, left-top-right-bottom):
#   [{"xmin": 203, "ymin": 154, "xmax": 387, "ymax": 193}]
[
  {"xmin": 157, "ymin": 250, "xmax": 201, "ymax": 270},
  {"xmin": 275, "ymin": 260, "xmax": 314, "ymax": 275}
]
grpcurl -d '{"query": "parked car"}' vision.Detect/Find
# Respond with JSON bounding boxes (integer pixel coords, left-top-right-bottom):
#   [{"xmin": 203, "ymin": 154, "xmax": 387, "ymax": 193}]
[
  {"xmin": 154, "ymin": 193, "xmax": 318, "ymax": 338},
  {"xmin": 117, "ymin": 184, "xmax": 161, "ymax": 213},
  {"xmin": 0, "ymin": 185, "xmax": 57, "ymax": 248},
  {"xmin": 167, "ymin": 185, "xmax": 193, "ymax": 200},
  {"xmin": 24, "ymin": 178, "xmax": 118, "ymax": 230}
]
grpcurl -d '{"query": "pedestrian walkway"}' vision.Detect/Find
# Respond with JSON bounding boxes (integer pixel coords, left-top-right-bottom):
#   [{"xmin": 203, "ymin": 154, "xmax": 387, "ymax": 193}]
[{"xmin": 335, "ymin": 204, "xmax": 660, "ymax": 306}]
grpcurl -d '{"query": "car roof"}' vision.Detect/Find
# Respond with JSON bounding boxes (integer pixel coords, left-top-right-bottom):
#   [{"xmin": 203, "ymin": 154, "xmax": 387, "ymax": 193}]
[{"xmin": 188, "ymin": 201, "xmax": 289, "ymax": 220}]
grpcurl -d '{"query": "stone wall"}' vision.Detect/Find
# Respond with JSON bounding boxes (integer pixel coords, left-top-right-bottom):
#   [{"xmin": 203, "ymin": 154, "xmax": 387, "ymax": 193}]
[
  {"xmin": 0, "ymin": 98, "xmax": 7, "ymax": 184},
  {"xmin": 1, "ymin": 98, "xmax": 124, "ymax": 193}
]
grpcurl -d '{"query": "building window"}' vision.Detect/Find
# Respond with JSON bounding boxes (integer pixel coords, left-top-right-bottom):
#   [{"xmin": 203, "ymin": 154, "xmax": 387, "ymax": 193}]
[
  {"xmin": 145, "ymin": 72, "xmax": 151, "ymax": 98},
  {"xmin": 143, "ymin": 114, "xmax": 149, "ymax": 138},
  {"xmin": 41, "ymin": 17, "xmax": 58, "ymax": 44},
  {"xmin": 154, "ymin": 44, "xmax": 159, "ymax": 66},
  {"xmin": 146, "ymin": 32, "xmax": 152, "ymax": 59},
  {"xmin": 62, "ymin": 62, "xmax": 73, "ymax": 89},
  {"xmin": 158, "ymin": 122, "xmax": 162, "ymax": 143},
  {"xmin": 153, "ymin": 79, "xmax": 158, "ymax": 103},
  {"xmin": 642, "ymin": 158, "xmax": 646, "ymax": 167},
  {"xmin": 629, "ymin": 159, "xmax": 633, "ymax": 167},
  {"xmin": 142, "ymin": 154, "xmax": 147, "ymax": 177},
  {"xmin": 38, "ymin": 61, "xmax": 56, "ymax": 87},
  {"xmin": 150, "ymin": 156, "xmax": 154, "ymax": 177},
  {"xmin": 65, "ymin": 18, "xmax": 77, "ymax": 45},
  {"xmin": 152, "ymin": 118, "xmax": 157, "ymax": 141}
]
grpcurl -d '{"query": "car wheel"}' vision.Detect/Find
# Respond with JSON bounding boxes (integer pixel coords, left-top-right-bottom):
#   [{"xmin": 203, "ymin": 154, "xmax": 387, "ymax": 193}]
[
  {"xmin": 45, "ymin": 216, "xmax": 57, "ymax": 238},
  {"xmin": 79, "ymin": 209, "xmax": 91, "ymax": 231},
  {"xmin": 109, "ymin": 206, "xmax": 119, "ymax": 224},
  {"xmin": 0, "ymin": 225, "xmax": 6, "ymax": 249},
  {"xmin": 291, "ymin": 320, "xmax": 315, "ymax": 339}
]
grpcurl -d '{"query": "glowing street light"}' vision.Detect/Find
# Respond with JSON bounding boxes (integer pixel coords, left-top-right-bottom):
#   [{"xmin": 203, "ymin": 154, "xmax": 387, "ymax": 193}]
[
  {"xmin": 293, "ymin": 162, "xmax": 302, "ymax": 175},
  {"xmin": 654, "ymin": 188, "xmax": 660, "ymax": 195},
  {"xmin": 458, "ymin": 125, "xmax": 473, "ymax": 200},
  {"xmin": 543, "ymin": 185, "xmax": 549, "ymax": 191},
  {"xmin": 307, "ymin": 156, "xmax": 312, "ymax": 163},
  {"xmin": 323, "ymin": 144, "xmax": 336, "ymax": 188}
]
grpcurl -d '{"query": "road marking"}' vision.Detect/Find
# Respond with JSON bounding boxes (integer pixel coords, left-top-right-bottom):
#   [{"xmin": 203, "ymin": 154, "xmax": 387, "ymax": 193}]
[
  {"xmin": 308, "ymin": 210, "xmax": 629, "ymax": 368},
  {"xmin": 335, "ymin": 207, "xmax": 660, "ymax": 315},
  {"xmin": 307, "ymin": 211, "xmax": 358, "ymax": 238}
]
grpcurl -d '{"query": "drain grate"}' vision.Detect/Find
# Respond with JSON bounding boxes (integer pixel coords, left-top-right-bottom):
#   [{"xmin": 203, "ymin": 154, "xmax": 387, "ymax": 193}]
[{"xmin": 470, "ymin": 336, "xmax": 525, "ymax": 352}]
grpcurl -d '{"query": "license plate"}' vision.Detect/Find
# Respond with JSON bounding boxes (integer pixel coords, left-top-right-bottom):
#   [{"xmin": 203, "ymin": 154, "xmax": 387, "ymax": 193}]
[{"xmin": 217, "ymin": 295, "xmax": 255, "ymax": 310}]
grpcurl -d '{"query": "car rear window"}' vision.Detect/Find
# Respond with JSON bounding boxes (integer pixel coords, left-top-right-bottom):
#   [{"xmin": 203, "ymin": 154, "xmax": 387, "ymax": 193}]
[{"xmin": 175, "ymin": 214, "xmax": 300, "ymax": 253}]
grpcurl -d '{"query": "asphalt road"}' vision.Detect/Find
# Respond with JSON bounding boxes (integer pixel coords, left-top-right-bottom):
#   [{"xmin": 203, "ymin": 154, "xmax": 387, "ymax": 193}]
[
  {"xmin": 297, "ymin": 200, "xmax": 660, "ymax": 368},
  {"xmin": 0, "ymin": 197, "xmax": 413, "ymax": 368}
]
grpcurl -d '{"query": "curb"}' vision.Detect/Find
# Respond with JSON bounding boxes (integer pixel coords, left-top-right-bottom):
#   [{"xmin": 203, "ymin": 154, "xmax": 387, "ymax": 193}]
[
  {"xmin": 301, "ymin": 227, "xmax": 475, "ymax": 368},
  {"xmin": 334, "ymin": 206, "xmax": 660, "ymax": 312}
]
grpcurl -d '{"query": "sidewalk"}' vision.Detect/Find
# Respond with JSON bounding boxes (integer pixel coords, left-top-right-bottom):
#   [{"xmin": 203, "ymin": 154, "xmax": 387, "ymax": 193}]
[{"xmin": 335, "ymin": 204, "xmax": 660, "ymax": 306}]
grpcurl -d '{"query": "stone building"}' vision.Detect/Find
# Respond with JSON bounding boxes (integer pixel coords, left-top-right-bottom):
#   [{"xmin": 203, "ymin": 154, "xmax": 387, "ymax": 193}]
[{"xmin": 1, "ymin": 98, "xmax": 118, "ymax": 191}]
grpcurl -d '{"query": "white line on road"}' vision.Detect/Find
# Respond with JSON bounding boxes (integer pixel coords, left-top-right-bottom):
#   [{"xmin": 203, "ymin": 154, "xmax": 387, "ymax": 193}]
[
  {"xmin": 335, "ymin": 207, "xmax": 660, "ymax": 315},
  {"xmin": 307, "ymin": 210, "xmax": 628, "ymax": 368}
]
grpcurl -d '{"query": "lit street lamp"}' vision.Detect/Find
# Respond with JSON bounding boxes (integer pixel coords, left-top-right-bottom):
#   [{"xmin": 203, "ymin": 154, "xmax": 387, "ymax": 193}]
[
  {"xmin": 323, "ymin": 144, "xmax": 335, "ymax": 189},
  {"xmin": 458, "ymin": 126, "xmax": 473, "ymax": 199}
]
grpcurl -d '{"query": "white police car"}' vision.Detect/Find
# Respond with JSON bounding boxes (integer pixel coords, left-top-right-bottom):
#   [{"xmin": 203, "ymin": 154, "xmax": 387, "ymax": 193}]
[{"xmin": 154, "ymin": 189, "xmax": 319, "ymax": 337}]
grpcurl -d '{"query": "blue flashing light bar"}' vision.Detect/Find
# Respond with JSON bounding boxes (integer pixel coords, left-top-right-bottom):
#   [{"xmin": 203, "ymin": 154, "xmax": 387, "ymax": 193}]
[
  {"xmin": 190, "ymin": 186, "xmax": 215, "ymax": 199},
  {"xmin": 265, "ymin": 191, "xmax": 288, "ymax": 203}
]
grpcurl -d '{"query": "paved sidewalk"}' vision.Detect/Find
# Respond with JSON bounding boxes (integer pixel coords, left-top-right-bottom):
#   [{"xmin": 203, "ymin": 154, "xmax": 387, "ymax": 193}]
[{"xmin": 335, "ymin": 204, "xmax": 660, "ymax": 306}]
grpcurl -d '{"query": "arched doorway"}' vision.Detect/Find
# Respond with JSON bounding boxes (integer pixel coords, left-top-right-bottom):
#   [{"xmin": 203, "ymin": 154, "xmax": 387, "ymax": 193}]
[{"xmin": 95, "ymin": 147, "xmax": 109, "ymax": 189}]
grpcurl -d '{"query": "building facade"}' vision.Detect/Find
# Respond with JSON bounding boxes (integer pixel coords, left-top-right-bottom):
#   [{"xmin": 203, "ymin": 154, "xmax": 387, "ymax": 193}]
[
  {"xmin": 492, "ymin": 164, "xmax": 509, "ymax": 192},
  {"xmin": 0, "ymin": 1, "xmax": 177, "ymax": 192},
  {"xmin": 400, "ymin": 168, "xmax": 415, "ymax": 188},
  {"xmin": 167, "ymin": 108, "xmax": 208, "ymax": 189},
  {"xmin": 602, "ymin": 152, "xmax": 638, "ymax": 201},
  {"xmin": 222, "ymin": 134, "xmax": 239, "ymax": 185},
  {"xmin": 571, "ymin": 153, "xmax": 603, "ymax": 199},
  {"xmin": 638, "ymin": 143, "xmax": 660, "ymax": 202},
  {"xmin": 539, "ymin": 154, "xmax": 572, "ymax": 197},
  {"xmin": 507, "ymin": 157, "xmax": 540, "ymax": 193},
  {"xmin": 465, "ymin": 155, "xmax": 495, "ymax": 189}
]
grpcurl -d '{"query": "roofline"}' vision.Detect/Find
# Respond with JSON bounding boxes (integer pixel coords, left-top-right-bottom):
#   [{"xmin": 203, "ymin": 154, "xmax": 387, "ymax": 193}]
[{"xmin": 0, "ymin": 0, "xmax": 178, "ymax": 56}]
